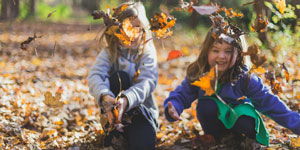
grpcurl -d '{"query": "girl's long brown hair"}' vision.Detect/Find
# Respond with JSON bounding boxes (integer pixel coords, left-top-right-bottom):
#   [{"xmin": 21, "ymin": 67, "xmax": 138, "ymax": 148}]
[{"xmin": 186, "ymin": 28, "xmax": 246, "ymax": 85}]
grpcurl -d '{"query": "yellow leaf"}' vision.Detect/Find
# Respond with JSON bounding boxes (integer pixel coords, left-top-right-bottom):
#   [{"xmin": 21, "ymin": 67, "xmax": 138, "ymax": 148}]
[
  {"xmin": 274, "ymin": 0, "xmax": 286, "ymax": 14},
  {"xmin": 32, "ymin": 58, "xmax": 43, "ymax": 66},
  {"xmin": 132, "ymin": 69, "xmax": 140, "ymax": 82},
  {"xmin": 291, "ymin": 137, "xmax": 300, "ymax": 148},
  {"xmin": 106, "ymin": 25, "xmax": 119, "ymax": 35},
  {"xmin": 55, "ymin": 120, "xmax": 63, "ymax": 125},
  {"xmin": 43, "ymin": 91, "xmax": 64, "ymax": 107},
  {"xmin": 181, "ymin": 47, "xmax": 190, "ymax": 56},
  {"xmin": 191, "ymin": 66, "xmax": 215, "ymax": 96},
  {"xmin": 88, "ymin": 107, "xmax": 94, "ymax": 116}
]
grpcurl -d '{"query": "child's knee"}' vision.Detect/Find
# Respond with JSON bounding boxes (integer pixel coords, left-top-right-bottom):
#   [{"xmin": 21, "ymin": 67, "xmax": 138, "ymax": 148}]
[{"xmin": 197, "ymin": 99, "xmax": 218, "ymax": 115}]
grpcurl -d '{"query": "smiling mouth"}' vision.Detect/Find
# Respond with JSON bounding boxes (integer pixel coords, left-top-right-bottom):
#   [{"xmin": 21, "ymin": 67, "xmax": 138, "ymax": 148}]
[{"xmin": 216, "ymin": 62, "xmax": 227, "ymax": 65}]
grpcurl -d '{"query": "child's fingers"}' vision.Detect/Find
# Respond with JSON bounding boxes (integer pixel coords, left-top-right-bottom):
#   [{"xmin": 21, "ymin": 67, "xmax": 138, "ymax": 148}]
[{"xmin": 167, "ymin": 102, "xmax": 182, "ymax": 121}]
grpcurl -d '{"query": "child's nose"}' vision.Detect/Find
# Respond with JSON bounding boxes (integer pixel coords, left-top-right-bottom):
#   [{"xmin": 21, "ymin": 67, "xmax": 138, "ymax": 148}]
[{"xmin": 218, "ymin": 51, "xmax": 226, "ymax": 58}]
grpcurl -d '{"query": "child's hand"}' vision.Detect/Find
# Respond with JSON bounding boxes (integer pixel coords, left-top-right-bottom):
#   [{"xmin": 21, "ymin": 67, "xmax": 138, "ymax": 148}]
[
  {"xmin": 168, "ymin": 101, "xmax": 182, "ymax": 121},
  {"xmin": 102, "ymin": 95, "xmax": 115, "ymax": 124},
  {"xmin": 115, "ymin": 97, "xmax": 128, "ymax": 132}
]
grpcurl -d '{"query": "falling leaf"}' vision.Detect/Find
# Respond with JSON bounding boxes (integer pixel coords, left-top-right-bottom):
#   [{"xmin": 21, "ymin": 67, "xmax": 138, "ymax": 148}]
[
  {"xmin": 181, "ymin": 46, "xmax": 190, "ymax": 56},
  {"xmin": 216, "ymin": 7, "xmax": 244, "ymax": 18},
  {"xmin": 274, "ymin": 0, "xmax": 286, "ymax": 14},
  {"xmin": 167, "ymin": 50, "xmax": 183, "ymax": 61},
  {"xmin": 150, "ymin": 12, "xmax": 176, "ymax": 38},
  {"xmin": 244, "ymin": 44, "xmax": 267, "ymax": 67},
  {"xmin": 47, "ymin": 10, "xmax": 57, "ymax": 18},
  {"xmin": 191, "ymin": 66, "xmax": 215, "ymax": 96},
  {"xmin": 192, "ymin": 5, "xmax": 219, "ymax": 15},
  {"xmin": 132, "ymin": 69, "xmax": 140, "ymax": 82},
  {"xmin": 106, "ymin": 25, "xmax": 119, "ymax": 35},
  {"xmin": 250, "ymin": 14, "xmax": 268, "ymax": 33},
  {"xmin": 282, "ymin": 63, "xmax": 289, "ymax": 82}
]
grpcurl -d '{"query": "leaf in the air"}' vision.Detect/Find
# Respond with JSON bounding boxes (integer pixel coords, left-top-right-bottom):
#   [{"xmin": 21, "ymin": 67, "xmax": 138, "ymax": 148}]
[
  {"xmin": 191, "ymin": 66, "xmax": 215, "ymax": 96},
  {"xmin": 167, "ymin": 50, "xmax": 183, "ymax": 61},
  {"xmin": 274, "ymin": 0, "xmax": 286, "ymax": 14},
  {"xmin": 192, "ymin": 5, "xmax": 219, "ymax": 15}
]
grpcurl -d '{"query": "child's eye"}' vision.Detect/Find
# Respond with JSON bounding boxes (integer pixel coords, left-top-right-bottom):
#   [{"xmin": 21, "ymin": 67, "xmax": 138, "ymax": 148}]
[
  {"xmin": 212, "ymin": 49, "xmax": 219, "ymax": 53},
  {"xmin": 225, "ymin": 50, "xmax": 232, "ymax": 54}
]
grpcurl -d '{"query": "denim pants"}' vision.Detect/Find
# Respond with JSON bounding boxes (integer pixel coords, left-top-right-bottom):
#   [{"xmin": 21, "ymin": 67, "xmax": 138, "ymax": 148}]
[{"xmin": 105, "ymin": 71, "xmax": 156, "ymax": 150}]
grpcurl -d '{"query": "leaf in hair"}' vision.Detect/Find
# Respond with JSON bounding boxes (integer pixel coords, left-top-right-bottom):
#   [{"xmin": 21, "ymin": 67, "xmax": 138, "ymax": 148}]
[{"xmin": 106, "ymin": 25, "xmax": 119, "ymax": 35}]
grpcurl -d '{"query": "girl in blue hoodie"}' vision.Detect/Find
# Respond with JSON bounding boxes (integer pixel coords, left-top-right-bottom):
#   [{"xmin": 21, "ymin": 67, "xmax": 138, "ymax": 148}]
[
  {"xmin": 88, "ymin": 2, "xmax": 158, "ymax": 150},
  {"xmin": 164, "ymin": 15, "xmax": 300, "ymax": 147}
]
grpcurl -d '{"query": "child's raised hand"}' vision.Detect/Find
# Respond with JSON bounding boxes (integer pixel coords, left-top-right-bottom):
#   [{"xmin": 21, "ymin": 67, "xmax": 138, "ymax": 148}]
[{"xmin": 168, "ymin": 101, "xmax": 182, "ymax": 121}]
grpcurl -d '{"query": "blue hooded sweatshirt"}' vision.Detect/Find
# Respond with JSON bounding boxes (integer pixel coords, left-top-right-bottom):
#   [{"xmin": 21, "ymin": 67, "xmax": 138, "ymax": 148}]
[{"xmin": 164, "ymin": 71, "xmax": 300, "ymax": 135}]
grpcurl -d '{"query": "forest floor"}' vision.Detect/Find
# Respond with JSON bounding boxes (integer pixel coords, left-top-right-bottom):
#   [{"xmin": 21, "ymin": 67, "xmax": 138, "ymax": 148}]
[{"xmin": 0, "ymin": 22, "xmax": 300, "ymax": 149}]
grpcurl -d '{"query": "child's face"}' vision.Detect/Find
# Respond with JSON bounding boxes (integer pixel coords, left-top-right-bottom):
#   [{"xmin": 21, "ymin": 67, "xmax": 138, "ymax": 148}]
[{"xmin": 208, "ymin": 41, "xmax": 237, "ymax": 73}]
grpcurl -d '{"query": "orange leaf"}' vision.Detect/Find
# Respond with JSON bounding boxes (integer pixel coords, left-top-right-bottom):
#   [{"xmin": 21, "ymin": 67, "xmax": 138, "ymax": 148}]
[
  {"xmin": 291, "ymin": 137, "xmax": 300, "ymax": 148},
  {"xmin": 191, "ymin": 66, "xmax": 215, "ymax": 96},
  {"xmin": 113, "ymin": 108, "xmax": 120, "ymax": 123},
  {"xmin": 167, "ymin": 50, "xmax": 183, "ymax": 61},
  {"xmin": 132, "ymin": 69, "xmax": 140, "ymax": 82},
  {"xmin": 120, "ymin": 4, "xmax": 128, "ymax": 11},
  {"xmin": 237, "ymin": 96, "xmax": 247, "ymax": 101},
  {"xmin": 106, "ymin": 25, "xmax": 119, "ymax": 35},
  {"xmin": 88, "ymin": 107, "xmax": 94, "ymax": 116}
]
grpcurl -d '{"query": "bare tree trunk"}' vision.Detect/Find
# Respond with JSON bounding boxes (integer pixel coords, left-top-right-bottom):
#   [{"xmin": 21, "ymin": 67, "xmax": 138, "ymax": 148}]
[
  {"xmin": 254, "ymin": 0, "xmax": 269, "ymax": 47},
  {"xmin": 293, "ymin": 0, "xmax": 300, "ymax": 32},
  {"xmin": 190, "ymin": 0, "xmax": 201, "ymax": 29},
  {"xmin": 28, "ymin": 0, "xmax": 36, "ymax": 17},
  {"xmin": 1, "ymin": 0, "xmax": 8, "ymax": 20},
  {"xmin": 149, "ymin": 0, "xmax": 162, "ymax": 17},
  {"xmin": 9, "ymin": 0, "xmax": 20, "ymax": 19},
  {"xmin": 81, "ymin": 0, "xmax": 100, "ymax": 13}
]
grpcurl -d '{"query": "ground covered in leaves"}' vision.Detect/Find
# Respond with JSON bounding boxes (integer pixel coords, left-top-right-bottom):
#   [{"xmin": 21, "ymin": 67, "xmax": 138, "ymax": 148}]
[{"xmin": 0, "ymin": 22, "xmax": 300, "ymax": 149}]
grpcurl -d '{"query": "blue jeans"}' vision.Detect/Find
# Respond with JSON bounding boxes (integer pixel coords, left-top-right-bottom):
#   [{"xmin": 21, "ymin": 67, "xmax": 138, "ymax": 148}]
[
  {"xmin": 105, "ymin": 71, "xmax": 156, "ymax": 150},
  {"xmin": 196, "ymin": 99, "xmax": 256, "ymax": 141}
]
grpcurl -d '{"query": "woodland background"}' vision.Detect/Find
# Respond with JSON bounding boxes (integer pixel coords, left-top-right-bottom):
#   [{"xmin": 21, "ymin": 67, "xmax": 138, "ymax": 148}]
[{"xmin": 1, "ymin": 0, "xmax": 300, "ymax": 149}]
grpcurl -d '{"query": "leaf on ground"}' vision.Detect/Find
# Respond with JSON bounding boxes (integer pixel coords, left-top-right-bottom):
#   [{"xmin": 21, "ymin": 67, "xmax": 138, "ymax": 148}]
[{"xmin": 43, "ymin": 91, "xmax": 64, "ymax": 107}]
